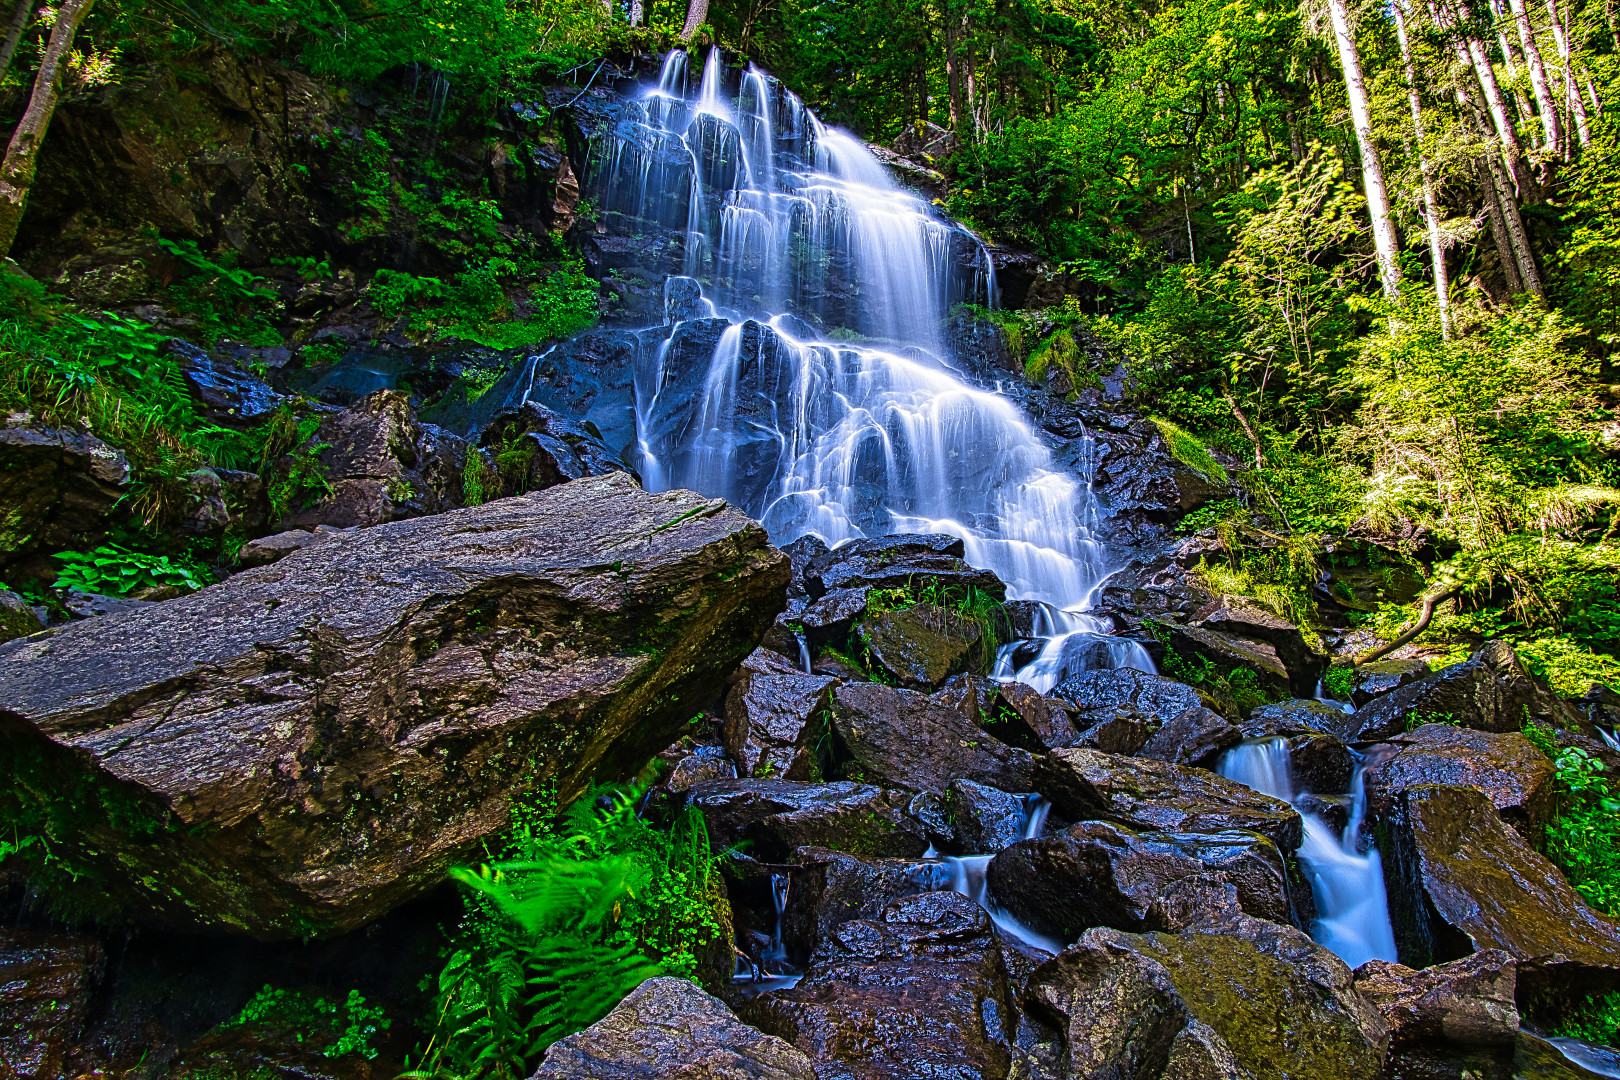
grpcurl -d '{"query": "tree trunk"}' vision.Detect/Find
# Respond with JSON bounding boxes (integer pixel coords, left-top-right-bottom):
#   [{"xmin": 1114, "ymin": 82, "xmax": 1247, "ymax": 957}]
[
  {"xmin": 1328, "ymin": 0, "xmax": 1403, "ymax": 300},
  {"xmin": 1482, "ymin": 148, "xmax": 1543, "ymax": 297},
  {"xmin": 1445, "ymin": 0, "xmax": 1535, "ymax": 195},
  {"xmin": 679, "ymin": 0, "xmax": 709, "ymax": 40},
  {"xmin": 0, "ymin": 0, "xmax": 97, "ymax": 260},
  {"xmin": 1507, "ymin": 0, "xmax": 1564, "ymax": 155},
  {"xmin": 629, "ymin": 0, "xmax": 643, "ymax": 25},
  {"xmin": 0, "ymin": 0, "xmax": 31, "ymax": 87},
  {"xmin": 1546, "ymin": 0, "xmax": 1592, "ymax": 147},
  {"xmin": 1396, "ymin": 0, "xmax": 1453, "ymax": 335},
  {"xmin": 943, "ymin": 2, "xmax": 964, "ymax": 132},
  {"xmin": 1478, "ymin": 157, "xmax": 1524, "ymax": 296}
]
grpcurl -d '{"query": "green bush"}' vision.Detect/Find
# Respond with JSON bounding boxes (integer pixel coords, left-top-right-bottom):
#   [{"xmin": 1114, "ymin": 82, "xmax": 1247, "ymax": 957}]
[
  {"xmin": 1544, "ymin": 746, "xmax": 1620, "ymax": 917},
  {"xmin": 1151, "ymin": 417, "xmax": 1228, "ymax": 483},
  {"xmin": 225, "ymin": 985, "xmax": 391, "ymax": 1060},
  {"xmin": 406, "ymin": 785, "xmax": 726, "ymax": 1080},
  {"xmin": 53, "ymin": 545, "xmax": 210, "ymax": 596}
]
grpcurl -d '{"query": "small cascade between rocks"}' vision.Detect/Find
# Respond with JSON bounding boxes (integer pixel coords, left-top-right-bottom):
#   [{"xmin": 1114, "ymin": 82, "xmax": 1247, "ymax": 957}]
[
  {"xmin": 736, "ymin": 871, "xmax": 804, "ymax": 994},
  {"xmin": 934, "ymin": 795, "xmax": 1063, "ymax": 954},
  {"xmin": 566, "ymin": 48, "xmax": 1148, "ymax": 686},
  {"xmin": 1218, "ymin": 737, "xmax": 1398, "ymax": 968}
]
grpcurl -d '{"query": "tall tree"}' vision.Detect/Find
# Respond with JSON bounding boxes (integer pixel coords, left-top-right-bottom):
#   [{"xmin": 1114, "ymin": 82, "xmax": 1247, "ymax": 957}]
[
  {"xmin": 1506, "ymin": 0, "xmax": 1565, "ymax": 156},
  {"xmin": 0, "ymin": 0, "xmax": 97, "ymax": 259},
  {"xmin": 1395, "ymin": 0, "xmax": 1453, "ymax": 335},
  {"xmin": 1442, "ymin": 0, "xmax": 1535, "ymax": 194},
  {"xmin": 1326, "ymin": 0, "xmax": 1403, "ymax": 299},
  {"xmin": 680, "ymin": 0, "xmax": 708, "ymax": 39},
  {"xmin": 1545, "ymin": 0, "xmax": 1592, "ymax": 148},
  {"xmin": 0, "ymin": 0, "xmax": 31, "ymax": 87}
]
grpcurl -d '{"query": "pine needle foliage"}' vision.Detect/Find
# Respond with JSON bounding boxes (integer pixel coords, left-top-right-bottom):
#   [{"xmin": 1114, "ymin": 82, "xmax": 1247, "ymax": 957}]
[{"xmin": 405, "ymin": 785, "xmax": 724, "ymax": 1080}]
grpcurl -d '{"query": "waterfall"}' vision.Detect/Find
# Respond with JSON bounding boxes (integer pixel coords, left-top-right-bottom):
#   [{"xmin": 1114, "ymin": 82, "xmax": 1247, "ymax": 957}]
[
  {"xmin": 584, "ymin": 49, "xmax": 1140, "ymax": 683},
  {"xmin": 931, "ymin": 795, "xmax": 1062, "ymax": 954},
  {"xmin": 1218, "ymin": 737, "xmax": 1398, "ymax": 968}
]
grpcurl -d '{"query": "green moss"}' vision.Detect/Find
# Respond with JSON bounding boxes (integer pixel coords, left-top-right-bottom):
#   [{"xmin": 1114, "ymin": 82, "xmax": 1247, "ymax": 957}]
[{"xmin": 1151, "ymin": 417, "xmax": 1229, "ymax": 483}]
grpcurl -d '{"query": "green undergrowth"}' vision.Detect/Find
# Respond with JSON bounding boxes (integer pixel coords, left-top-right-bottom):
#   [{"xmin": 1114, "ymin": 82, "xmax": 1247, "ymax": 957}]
[
  {"xmin": 1142, "ymin": 617, "xmax": 1279, "ymax": 713},
  {"xmin": 1151, "ymin": 417, "xmax": 1228, "ymax": 484},
  {"xmin": 404, "ymin": 784, "xmax": 726, "ymax": 1080},
  {"xmin": 370, "ymin": 262, "xmax": 598, "ymax": 349},
  {"xmin": 1193, "ymin": 528, "xmax": 1323, "ymax": 638},
  {"xmin": 1525, "ymin": 721, "xmax": 1620, "ymax": 919},
  {"xmin": 223, "ymin": 986, "xmax": 391, "ymax": 1060}
]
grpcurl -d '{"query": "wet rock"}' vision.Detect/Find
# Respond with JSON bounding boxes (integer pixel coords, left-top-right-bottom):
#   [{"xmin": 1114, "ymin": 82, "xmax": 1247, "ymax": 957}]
[
  {"xmin": 170, "ymin": 339, "xmax": 287, "ymax": 425},
  {"xmin": 1288, "ymin": 734, "xmax": 1357, "ymax": 796},
  {"xmin": 1053, "ymin": 667, "xmax": 1205, "ymax": 727},
  {"xmin": 1070, "ymin": 709, "xmax": 1157, "ymax": 755},
  {"xmin": 1353, "ymin": 658, "xmax": 1432, "ymax": 707},
  {"xmin": 685, "ymin": 779, "xmax": 931, "ymax": 861},
  {"xmin": 1381, "ymin": 784, "xmax": 1620, "ymax": 973},
  {"xmin": 534, "ymin": 976, "xmax": 815, "ymax": 1080},
  {"xmin": 61, "ymin": 592, "xmax": 159, "ymax": 619},
  {"xmin": 983, "ymin": 680, "xmax": 1081, "ymax": 752},
  {"xmin": 0, "ymin": 419, "xmax": 130, "ymax": 577},
  {"xmin": 1363, "ymin": 725, "xmax": 1556, "ymax": 835},
  {"xmin": 1026, "ymin": 902, "xmax": 1388, "ymax": 1080},
  {"xmin": 944, "ymin": 779, "xmax": 1036, "ymax": 854},
  {"xmin": 856, "ymin": 603, "xmax": 984, "ymax": 691},
  {"xmin": 1194, "ymin": 599, "xmax": 1328, "ymax": 695},
  {"xmin": 797, "ymin": 588, "xmax": 868, "ymax": 651},
  {"xmin": 830, "ymin": 682, "xmax": 1035, "ymax": 796},
  {"xmin": 0, "ymin": 476, "xmax": 786, "ymax": 938},
  {"xmin": 934, "ymin": 672, "xmax": 993, "ymax": 726},
  {"xmin": 1035, "ymin": 747, "xmax": 1304, "ymax": 852},
  {"xmin": 1137, "ymin": 706, "xmax": 1242, "ymax": 768},
  {"xmin": 1160, "ymin": 622, "xmax": 1296, "ymax": 712},
  {"xmin": 176, "ymin": 466, "xmax": 264, "ymax": 540},
  {"xmin": 1515, "ymin": 1030, "xmax": 1620, "ymax": 1078},
  {"xmin": 278, "ymin": 390, "xmax": 472, "ymax": 530},
  {"xmin": 988, "ymin": 820, "xmax": 1298, "ymax": 941},
  {"xmin": 781, "ymin": 847, "xmax": 947, "ymax": 963},
  {"xmin": 0, "ymin": 588, "xmax": 44, "ymax": 643},
  {"xmin": 0, "ymin": 929, "xmax": 104, "ymax": 1080},
  {"xmin": 723, "ymin": 648, "xmax": 839, "ymax": 781},
  {"xmin": 665, "ymin": 745, "xmax": 738, "ymax": 792},
  {"xmin": 742, "ymin": 892, "xmax": 1014, "ymax": 1080},
  {"xmin": 477, "ymin": 400, "xmax": 632, "ymax": 493},
  {"xmin": 779, "ymin": 535, "xmax": 828, "ymax": 602},
  {"xmin": 235, "ymin": 525, "xmax": 346, "ymax": 568},
  {"xmin": 1348, "ymin": 641, "xmax": 1581, "ymax": 743},
  {"xmin": 1243, "ymin": 698, "xmax": 1353, "ymax": 740},
  {"xmin": 803, "ymin": 534, "xmax": 1006, "ymax": 600},
  {"xmin": 1353, "ymin": 950, "xmax": 1519, "ymax": 1048}
]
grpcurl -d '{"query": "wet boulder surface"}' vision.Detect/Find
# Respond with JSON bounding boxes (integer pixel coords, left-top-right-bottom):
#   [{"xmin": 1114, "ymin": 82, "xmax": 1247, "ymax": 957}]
[
  {"xmin": 1348, "ymin": 640, "xmax": 1581, "ymax": 742},
  {"xmin": 0, "ymin": 474, "xmax": 787, "ymax": 938}
]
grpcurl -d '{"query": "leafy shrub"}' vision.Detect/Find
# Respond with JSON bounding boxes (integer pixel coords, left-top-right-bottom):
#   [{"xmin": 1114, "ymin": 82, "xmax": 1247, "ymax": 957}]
[
  {"xmin": 54, "ymin": 545, "xmax": 209, "ymax": 596},
  {"xmin": 225, "ymin": 985, "xmax": 391, "ymax": 1059},
  {"xmin": 1151, "ymin": 417, "xmax": 1228, "ymax": 483},
  {"xmin": 1321, "ymin": 664, "xmax": 1354, "ymax": 701},
  {"xmin": 1543, "ymin": 746, "xmax": 1620, "ymax": 917},
  {"xmin": 1555, "ymin": 991, "xmax": 1620, "ymax": 1048},
  {"xmin": 406, "ymin": 785, "xmax": 726, "ymax": 1080}
]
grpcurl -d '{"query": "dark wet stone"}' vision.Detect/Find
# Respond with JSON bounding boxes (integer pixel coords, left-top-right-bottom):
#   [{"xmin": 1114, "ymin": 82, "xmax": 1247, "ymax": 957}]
[
  {"xmin": 1352, "ymin": 659, "xmax": 1432, "ymax": 707},
  {"xmin": 0, "ymin": 929, "xmax": 104, "ymax": 1080},
  {"xmin": 944, "ymin": 779, "xmax": 1034, "ymax": 854},
  {"xmin": 742, "ymin": 892, "xmax": 1014, "ymax": 1080},
  {"xmin": 1053, "ymin": 668, "xmax": 1205, "ymax": 727},
  {"xmin": 534, "ymin": 976, "xmax": 816, "ymax": 1080},
  {"xmin": 0, "ymin": 420, "xmax": 130, "ymax": 577},
  {"xmin": 0, "ymin": 476, "xmax": 786, "ymax": 938},
  {"xmin": 477, "ymin": 400, "xmax": 633, "ymax": 491},
  {"xmin": 797, "ymin": 587, "xmax": 868, "ymax": 652},
  {"xmin": 1137, "ymin": 706, "xmax": 1242, "ymax": 768},
  {"xmin": 1035, "ymin": 747, "xmax": 1303, "ymax": 852},
  {"xmin": 1025, "ymin": 901, "xmax": 1388, "ymax": 1080},
  {"xmin": 830, "ymin": 682, "xmax": 1034, "ymax": 797},
  {"xmin": 803, "ymin": 534, "xmax": 1006, "ymax": 601},
  {"xmin": 1363, "ymin": 725, "xmax": 1555, "ymax": 835},
  {"xmin": 170, "ymin": 339, "xmax": 287, "ymax": 426},
  {"xmin": 1353, "ymin": 950, "xmax": 1519, "ymax": 1048},
  {"xmin": 781, "ymin": 535, "xmax": 829, "ymax": 603},
  {"xmin": 1289, "ymin": 734, "xmax": 1356, "ymax": 796},
  {"xmin": 665, "ymin": 744, "xmax": 738, "ymax": 793},
  {"xmin": 1381, "ymin": 784, "xmax": 1620, "ymax": 975},
  {"xmin": 987, "ymin": 820, "xmax": 1297, "ymax": 941},
  {"xmin": 1194, "ymin": 600, "xmax": 1328, "ymax": 696},
  {"xmin": 236, "ymin": 526, "xmax": 346, "ymax": 568},
  {"xmin": 1160, "ymin": 623, "xmax": 1296, "ymax": 713},
  {"xmin": 984, "ymin": 680, "xmax": 1081, "ymax": 752},
  {"xmin": 1071, "ymin": 709, "xmax": 1157, "ymax": 755},
  {"xmin": 857, "ymin": 603, "xmax": 986, "ymax": 692},
  {"xmin": 685, "ymin": 779, "xmax": 931, "ymax": 861},
  {"xmin": 781, "ymin": 847, "xmax": 947, "ymax": 963},
  {"xmin": 1243, "ymin": 698, "xmax": 1353, "ymax": 740},
  {"xmin": 723, "ymin": 648, "xmax": 840, "ymax": 781},
  {"xmin": 1349, "ymin": 641, "xmax": 1582, "ymax": 743},
  {"xmin": 0, "ymin": 589, "xmax": 45, "ymax": 643}
]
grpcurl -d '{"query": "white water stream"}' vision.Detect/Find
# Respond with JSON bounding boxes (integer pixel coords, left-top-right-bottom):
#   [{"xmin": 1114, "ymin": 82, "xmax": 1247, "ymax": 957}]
[{"xmin": 1218, "ymin": 737, "xmax": 1398, "ymax": 968}]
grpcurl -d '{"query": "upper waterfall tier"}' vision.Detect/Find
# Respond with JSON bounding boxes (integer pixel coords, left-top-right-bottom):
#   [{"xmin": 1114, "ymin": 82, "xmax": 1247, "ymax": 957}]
[{"xmin": 559, "ymin": 49, "xmax": 1119, "ymax": 619}]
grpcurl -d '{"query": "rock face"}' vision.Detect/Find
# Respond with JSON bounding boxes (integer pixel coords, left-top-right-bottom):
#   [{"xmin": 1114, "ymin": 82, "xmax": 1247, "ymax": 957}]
[
  {"xmin": 1353, "ymin": 951, "xmax": 1519, "ymax": 1049},
  {"xmin": 1381, "ymin": 784, "xmax": 1620, "ymax": 972},
  {"xmin": 1034, "ymin": 747, "xmax": 1303, "ymax": 852},
  {"xmin": 684, "ymin": 779, "xmax": 934, "ymax": 860},
  {"xmin": 1348, "ymin": 641, "xmax": 1578, "ymax": 742},
  {"xmin": 829, "ymin": 682, "xmax": 1035, "ymax": 796},
  {"xmin": 1243, "ymin": 698, "xmax": 1352, "ymax": 739},
  {"xmin": 723, "ymin": 648, "xmax": 839, "ymax": 780},
  {"xmin": 944, "ymin": 779, "xmax": 1035, "ymax": 853},
  {"xmin": 987, "ymin": 820, "xmax": 1299, "ymax": 940},
  {"xmin": 781, "ymin": 847, "xmax": 944, "ymax": 962},
  {"xmin": 0, "ymin": 420, "xmax": 130, "ymax": 577},
  {"xmin": 0, "ymin": 475, "xmax": 787, "ymax": 938},
  {"xmin": 856, "ymin": 604, "xmax": 984, "ymax": 690},
  {"xmin": 0, "ymin": 589, "xmax": 45, "ymax": 644},
  {"xmin": 1025, "ymin": 893, "xmax": 1388, "ymax": 1080},
  {"xmin": 534, "ymin": 976, "xmax": 816, "ymax": 1080},
  {"xmin": 1362, "ymin": 725, "xmax": 1555, "ymax": 834},
  {"xmin": 1052, "ymin": 668, "xmax": 1205, "ymax": 727},
  {"xmin": 476, "ymin": 401, "xmax": 633, "ymax": 493},
  {"xmin": 0, "ymin": 929, "xmax": 104, "ymax": 1080},
  {"xmin": 1192, "ymin": 601, "xmax": 1326, "ymax": 694},
  {"xmin": 803, "ymin": 534, "xmax": 1005, "ymax": 600},
  {"xmin": 743, "ymin": 892, "xmax": 1015, "ymax": 1080},
  {"xmin": 1136, "ymin": 706, "xmax": 1241, "ymax": 767},
  {"xmin": 1352, "ymin": 659, "xmax": 1431, "ymax": 707}
]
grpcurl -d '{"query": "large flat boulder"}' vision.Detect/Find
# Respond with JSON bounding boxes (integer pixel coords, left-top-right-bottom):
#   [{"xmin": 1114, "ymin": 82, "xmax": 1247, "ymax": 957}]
[
  {"xmin": 1034, "ymin": 747, "xmax": 1303, "ymax": 852},
  {"xmin": 1052, "ymin": 667, "xmax": 1205, "ymax": 727},
  {"xmin": 0, "ymin": 475, "xmax": 787, "ymax": 938},
  {"xmin": 1381, "ymin": 784, "xmax": 1620, "ymax": 976},
  {"xmin": 742, "ymin": 892, "xmax": 1015, "ymax": 1080},
  {"xmin": 830, "ymin": 682, "xmax": 1035, "ymax": 797},
  {"xmin": 683, "ymin": 779, "xmax": 934, "ymax": 860},
  {"xmin": 1363, "ymin": 725, "xmax": 1556, "ymax": 835},
  {"xmin": 534, "ymin": 976, "xmax": 815, "ymax": 1080},
  {"xmin": 803, "ymin": 534, "xmax": 1005, "ymax": 600},
  {"xmin": 1348, "ymin": 641, "xmax": 1581, "ymax": 742}
]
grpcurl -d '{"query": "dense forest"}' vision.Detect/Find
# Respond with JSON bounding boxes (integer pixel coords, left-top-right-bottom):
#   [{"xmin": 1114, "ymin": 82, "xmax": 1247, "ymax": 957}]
[{"xmin": 3, "ymin": 0, "xmax": 1620, "ymax": 1076}]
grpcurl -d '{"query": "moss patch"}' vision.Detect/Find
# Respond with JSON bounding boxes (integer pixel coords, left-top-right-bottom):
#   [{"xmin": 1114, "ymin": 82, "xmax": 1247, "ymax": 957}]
[{"xmin": 1151, "ymin": 417, "xmax": 1229, "ymax": 483}]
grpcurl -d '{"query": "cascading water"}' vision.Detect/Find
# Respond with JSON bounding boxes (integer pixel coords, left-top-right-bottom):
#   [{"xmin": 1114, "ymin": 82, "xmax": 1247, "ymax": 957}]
[
  {"xmin": 574, "ymin": 48, "xmax": 1149, "ymax": 688},
  {"xmin": 931, "ymin": 796, "xmax": 1063, "ymax": 954},
  {"xmin": 1218, "ymin": 737, "xmax": 1398, "ymax": 968}
]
